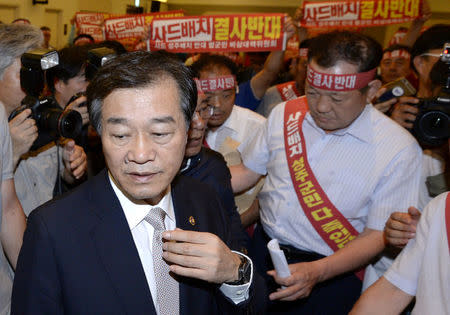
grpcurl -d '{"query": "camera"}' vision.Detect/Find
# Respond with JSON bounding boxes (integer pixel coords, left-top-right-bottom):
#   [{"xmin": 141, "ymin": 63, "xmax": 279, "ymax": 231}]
[
  {"xmin": 377, "ymin": 77, "xmax": 416, "ymax": 103},
  {"xmin": 412, "ymin": 43, "xmax": 450, "ymax": 146},
  {"xmin": 85, "ymin": 47, "xmax": 116, "ymax": 81},
  {"xmin": 8, "ymin": 49, "xmax": 82, "ymax": 151}
]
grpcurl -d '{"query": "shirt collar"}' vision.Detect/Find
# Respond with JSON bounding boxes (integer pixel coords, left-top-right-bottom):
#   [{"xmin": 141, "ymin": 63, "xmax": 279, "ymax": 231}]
[
  {"xmin": 108, "ymin": 172, "xmax": 175, "ymax": 230},
  {"xmin": 304, "ymin": 104, "xmax": 373, "ymax": 143}
]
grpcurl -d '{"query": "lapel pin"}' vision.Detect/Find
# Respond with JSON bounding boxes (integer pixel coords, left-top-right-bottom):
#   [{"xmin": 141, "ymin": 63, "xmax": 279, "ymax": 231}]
[{"xmin": 188, "ymin": 216, "xmax": 196, "ymax": 226}]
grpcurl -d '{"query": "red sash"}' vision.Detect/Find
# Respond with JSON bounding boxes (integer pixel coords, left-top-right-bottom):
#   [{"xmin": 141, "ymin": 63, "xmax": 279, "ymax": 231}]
[
  {"xmin": 446, "ymin": 193, "xmax": 450, "ymax": 254},
  {"xmin": 283, "ymin": 96, "xmax": 364, "ymax": 280},
  {"xmin": 276, "ymin": 81, "xmax": 301, "ymax": 102}
]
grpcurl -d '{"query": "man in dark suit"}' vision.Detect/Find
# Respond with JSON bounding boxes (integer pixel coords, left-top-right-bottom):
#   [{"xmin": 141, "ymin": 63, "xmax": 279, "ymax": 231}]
[{"xmin": 12, "ymin": 51, "xmax": 259, "ymax": 315}]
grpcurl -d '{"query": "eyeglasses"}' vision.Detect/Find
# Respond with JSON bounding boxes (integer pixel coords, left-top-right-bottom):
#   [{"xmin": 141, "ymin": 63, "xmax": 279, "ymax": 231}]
[
  {"xmin": 195, "ymin": 104, "xmax": 214, "ymax": 120},
  {"xmin": 419, "ymin": 53, "xmax": 442, "ymax": 58}
]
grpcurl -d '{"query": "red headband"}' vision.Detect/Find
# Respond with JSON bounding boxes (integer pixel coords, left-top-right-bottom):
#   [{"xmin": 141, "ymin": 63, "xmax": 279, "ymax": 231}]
[
  {"xmin": 382, "ymin": 50, "xmax": 411, "ymax": 60},
  {"xmin": 195, "ymin": 75, "xmax": 236, "ymax": 92},
  {"xmin": 307, "ymin": 65, "xmax": 376, "ymax": 91},
  {"xmin": 299, "ymin": 48, "xmax": 308, "ymax": 58}
]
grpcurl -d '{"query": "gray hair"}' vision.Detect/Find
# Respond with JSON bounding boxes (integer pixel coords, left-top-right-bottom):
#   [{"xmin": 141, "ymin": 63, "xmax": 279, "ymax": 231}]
[
  {"xmin": 87, "ymin": 51, "xmax": 197, "ymax": 135},
  {"xmin": 0, "ymin": 23, "xmax": 43, "ymax": 78}
]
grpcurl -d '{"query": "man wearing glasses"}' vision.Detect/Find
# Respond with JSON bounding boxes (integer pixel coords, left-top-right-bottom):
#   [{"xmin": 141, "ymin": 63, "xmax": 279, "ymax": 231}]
[{"xmin": 180, "ymin": 91, "xmax": 249, "ymax": 252}]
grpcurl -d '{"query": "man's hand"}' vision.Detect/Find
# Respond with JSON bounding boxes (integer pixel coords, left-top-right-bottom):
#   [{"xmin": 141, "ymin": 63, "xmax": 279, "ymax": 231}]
[
  {"xmin": 372, "ymin": 87, "xmax": 398, "ymax": 113},
  {"xmin": 390, "ymin": 96, "xmax": 420, "ymax": 129},
  {"xmin": 62, "ymin": 140, "xmax": 87, "ymax": 183},
  {"xmin": 162, "ymin": 229, "xmax": 241, "ymax": 284},
  {"xmin": 267, "ymin": 260, "xmax": 323, "ymax": 301},
  {"xmin": 8, "ymin": 109, "xmax": 38, "ymax": 167},
  {"xmin": 283, "ymin": 16, "xmax": 296, "ymax": 41},
  {"xmin": 65, "ymin": 95, "xmax": 89, "ymax": 126},
  {"xmin": 384, "ymin": 207, "xmax": 421, "ymax": 247}
]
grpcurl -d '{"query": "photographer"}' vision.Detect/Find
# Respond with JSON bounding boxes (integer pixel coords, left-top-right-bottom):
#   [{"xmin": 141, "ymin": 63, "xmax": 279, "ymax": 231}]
[
  {"xmin": 45, "ymin": 45, "xmax": 90, "ymax": 127},
  {"xmin": 390, "ymin": 25, "xmax": 450, "ymax": 129},
  {"xmin": 0, "ymin": 23, "xmax": 87, "ymax": 216},
  {"xmin": 379, "ymin": 25, "xmax": 450, "ymax": 210}
]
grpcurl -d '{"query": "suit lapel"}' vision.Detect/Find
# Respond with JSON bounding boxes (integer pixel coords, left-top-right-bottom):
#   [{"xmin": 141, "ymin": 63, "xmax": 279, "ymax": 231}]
[
  {"xmin": 172, "ymin": 177, "xmax": 213, "ymax": 315},
  {"xmin": 89, "ymin": 170, "xmax": 157, "ymax": 315}
]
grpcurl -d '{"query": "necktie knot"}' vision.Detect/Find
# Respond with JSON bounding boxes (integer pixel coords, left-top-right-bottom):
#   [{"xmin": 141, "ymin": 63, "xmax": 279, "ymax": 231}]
[{"xmin": 144, "ymin": 207, "xmax": 166, "ymax": 231}]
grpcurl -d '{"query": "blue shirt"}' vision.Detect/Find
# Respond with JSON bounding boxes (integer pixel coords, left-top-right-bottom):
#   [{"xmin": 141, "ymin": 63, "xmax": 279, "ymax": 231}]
[{"xmin": 235, "ymin": 81, "xmax": 260, "ymax": 111}]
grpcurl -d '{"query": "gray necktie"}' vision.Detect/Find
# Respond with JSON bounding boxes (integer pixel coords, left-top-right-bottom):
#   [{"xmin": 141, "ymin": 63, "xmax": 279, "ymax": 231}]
[{"xmin": 144, "ymin": 207, "xmax": 179, "ymax": 315}]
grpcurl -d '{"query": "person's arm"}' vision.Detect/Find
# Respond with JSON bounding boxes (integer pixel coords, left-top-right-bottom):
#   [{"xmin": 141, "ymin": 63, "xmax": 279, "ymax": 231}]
[
  {"xmin": 268, "ymin": 228, "xmax": 385, "ymax": 301},
  {"xmin": 384, "ymin": 206, "xmax": 421, "ymax": 247},
  {"xmin": 349, "ymin": 276, "xmax": 413, "ymax": 315},
  {"xmin": 230, "ymin": 163, "xmax": 261, "ymax": 193},
  {"xmin": 249, "ymin": 17, "xmax": 296, "ymax": 99},
  {"xmin": 61, "ymin": 140, "xmax": 87, "ymax": 184},
  {"xmin": 240, "ymin": 198, "xmax": 259, "ymax": 228},
  {"xmin": 0, "ymin": 178, "xmax": 26, "ymax": 269},
  {"xmin": 399, "ymin": 0, "xmax": 431, "ymax": 47}
]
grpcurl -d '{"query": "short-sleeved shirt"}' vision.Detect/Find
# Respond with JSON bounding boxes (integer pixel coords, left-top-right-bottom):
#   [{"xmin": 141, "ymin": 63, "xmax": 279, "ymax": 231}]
[
  {"xmin": 241, "ymin": 100, "xmax": 423, "ymax": 285},
  {"xmin": 14, "ymin": 143, "xmax": 64, "ymax": 216},
  {"xmin": 384, "ymin": 192, "xmax": 450, "ymax": 314},
  {"xmin": 235, "ymin": 81, "xmax": 260, "ymax": 111},
  {"xmin": 0, "ymin": 102, "xmax": 14, "ymax": 315},
  {"xmin": 206, "ymin": 105, "xmax": 266, "ymax": 214}
]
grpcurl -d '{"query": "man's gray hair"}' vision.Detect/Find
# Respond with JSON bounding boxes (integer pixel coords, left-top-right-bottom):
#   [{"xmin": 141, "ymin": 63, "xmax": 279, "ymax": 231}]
[{"xmin": 0, "ymin": 23, "xmax": 43, "ymax": 78}]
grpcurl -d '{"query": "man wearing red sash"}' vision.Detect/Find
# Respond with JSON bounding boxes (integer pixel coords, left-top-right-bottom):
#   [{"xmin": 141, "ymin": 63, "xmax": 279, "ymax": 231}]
[
  {"xmin": 257, "ymin": 40, "xmax": 310, "ymax": 118},
  {"xmin": 231, "ymin": 31, "xmax": 423, "ymax": 314}
]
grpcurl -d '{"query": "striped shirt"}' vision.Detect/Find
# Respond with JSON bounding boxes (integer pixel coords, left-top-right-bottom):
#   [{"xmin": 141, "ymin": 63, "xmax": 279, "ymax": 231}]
[{"xmin": 242, "ymin": 102, "xmax": 422, "ymax": 256}]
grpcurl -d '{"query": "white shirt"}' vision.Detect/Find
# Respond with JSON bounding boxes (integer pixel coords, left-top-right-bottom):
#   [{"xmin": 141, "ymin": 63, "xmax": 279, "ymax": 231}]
[
  {"xmin": 14, "ymin": 143, "xmax": 64, "ymax": 216},
  {"xmin": 384, "ymin": 192, "xmax": 450, "ymax": 314},
  {"xmin": 242, "ymin": 101, "xmax": 423, "ymax": 286},
  {"xmin": 206, "ymin": 105, "xmax": 266, "ymax": 214},
  {"xmin": 109, "ymin": 175, "xmax": 252, "ymax": 313},
  {"xmin": 206, "ymin": 105, "xmax": 266, "ymax": 153}
]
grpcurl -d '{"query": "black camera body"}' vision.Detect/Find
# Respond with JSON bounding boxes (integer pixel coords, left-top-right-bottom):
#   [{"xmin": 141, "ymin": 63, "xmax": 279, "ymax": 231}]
[
  {"xmin": 7, "ymin": 49, "xmax": 83, "ymax": 151},
  {"xmin": 9, "ymin": 96, "xmax": 82, "ymax": 151},
  {"xmin": 412, "ymin": 43, "xmax": 450, "ymax": 146},
  {"xmin": 413, "ymin": 93, "xmax": 450, "ymax": 146}
]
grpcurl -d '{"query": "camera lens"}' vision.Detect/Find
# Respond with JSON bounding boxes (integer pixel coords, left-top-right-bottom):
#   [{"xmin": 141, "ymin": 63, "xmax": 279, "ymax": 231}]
[
  {"xmin": 417, "ymin": 110, "xmax": 450, "ymax": 141},
  {"xmin": 58, "ymin": 110, "xmax": 82, "ymax": 139}
]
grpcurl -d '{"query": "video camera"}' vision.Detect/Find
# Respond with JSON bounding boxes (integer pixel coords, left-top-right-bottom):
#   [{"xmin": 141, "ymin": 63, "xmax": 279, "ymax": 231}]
[
  {"xmin": 8, "ymin": 49, "xmax": 82, "ymax": 151},
  {"xmin": 412, "ymin": 43, "xmax": 450, "ymax": 146}
]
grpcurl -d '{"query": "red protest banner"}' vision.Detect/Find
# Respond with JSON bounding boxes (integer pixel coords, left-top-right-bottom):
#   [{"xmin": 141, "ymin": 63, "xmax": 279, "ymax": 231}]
[
  {"xmin": 75, "ymin": 12, "xmax": 110, "ymax": 27},
  {"xmin": 75, "ymin": 12, "xmax": 112, "ymax": 42},
  {"xmin": 147, "ymin": 14, "xmax": 287, "ymax": 53},
  {"xmin": 301, "ymin": 0, "xmax": 422, "ymax": 28},
  {"xmin": 104, "ymin": 11, "xmax": 184, "ymax": 51}
]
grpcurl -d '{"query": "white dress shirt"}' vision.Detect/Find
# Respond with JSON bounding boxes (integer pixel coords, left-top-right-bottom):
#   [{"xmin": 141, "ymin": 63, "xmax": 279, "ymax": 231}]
[
  {"xmin": 109, "ymin": 175, "xmax": 252, "ymax": 313},
  {"xmin": 384, "ymin": 192, "xmax": 450, "ymax": 314},
  {"xmin": 242, "ymin": 101, "xmax": 423, "ymax": 288}
]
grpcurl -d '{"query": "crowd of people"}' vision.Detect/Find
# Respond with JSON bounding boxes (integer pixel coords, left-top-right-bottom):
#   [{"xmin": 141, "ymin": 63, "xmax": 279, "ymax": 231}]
[{"xmin": 0, "ymin": 5, "xmax": 448, "ymax": 315}]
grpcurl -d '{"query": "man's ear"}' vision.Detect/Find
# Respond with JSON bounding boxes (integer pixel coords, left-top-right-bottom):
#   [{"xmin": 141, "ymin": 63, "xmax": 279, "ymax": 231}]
[
  {"xmin": 53, "ymin": 78, "xmax": 64, "ymax": 94},
  {"xmin": 413, "ymin": 56, "xmax": 424, "ymax": 77},
  {"xmin": 366, "ymin": 79, "xmax": 382, "ymax": 103}
]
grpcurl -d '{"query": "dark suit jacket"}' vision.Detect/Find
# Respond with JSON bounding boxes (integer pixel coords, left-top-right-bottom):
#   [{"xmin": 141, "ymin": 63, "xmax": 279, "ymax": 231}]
[{"xmin": 12, "ymin": 170, "xmax": 262, "ymax": 315}]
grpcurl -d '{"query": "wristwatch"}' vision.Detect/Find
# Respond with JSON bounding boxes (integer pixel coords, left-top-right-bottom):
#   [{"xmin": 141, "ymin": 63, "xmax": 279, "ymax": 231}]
[{"xmin": 227, "ymin": 254, "xmax": 251, "ymax": 285}]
